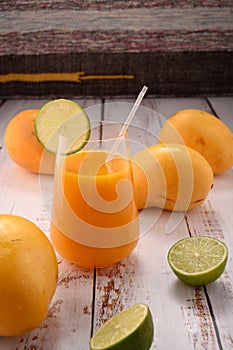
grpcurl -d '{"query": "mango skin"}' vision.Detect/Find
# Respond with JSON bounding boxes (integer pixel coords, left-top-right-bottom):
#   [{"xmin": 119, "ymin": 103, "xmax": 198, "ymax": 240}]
[
  {"xmin": 0, "ymin": 215, "xmax": 58, "ymax": 336},
  {"xmin": 158, "ymin": 109, "xmax": 233, "ymax": 174},
  {"xmin": 4, "ymin": 110, "xmax": 56, "ymax": 174},
  {"xmin": 132, "ymin": 144, "xmax": 214, "ymax": 211}
]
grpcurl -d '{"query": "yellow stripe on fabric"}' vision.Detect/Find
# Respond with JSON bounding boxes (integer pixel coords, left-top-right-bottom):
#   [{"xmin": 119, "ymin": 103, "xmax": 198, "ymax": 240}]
[{"xmin": 0, "ymin": 72, "xmax": 135, "ymax": 83}]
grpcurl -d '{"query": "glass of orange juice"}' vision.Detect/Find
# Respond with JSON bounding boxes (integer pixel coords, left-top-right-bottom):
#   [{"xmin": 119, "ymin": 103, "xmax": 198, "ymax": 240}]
[{"xmin": 50, "ymin": 119, "xmax": 139, "ymax": 269}]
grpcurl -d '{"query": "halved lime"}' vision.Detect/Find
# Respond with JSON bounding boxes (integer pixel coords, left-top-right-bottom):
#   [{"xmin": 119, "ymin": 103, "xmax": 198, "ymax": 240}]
[
  {"xmin": 90, "ymin": 303, "xmax": 154, "ymax": 350},
  {"xmin": 168, "ymin": 236, "xmax": 228, "ymax": 286},
  {"xmin": 34, "ymin": 99, "xmax": 90, "ymax": 154}
]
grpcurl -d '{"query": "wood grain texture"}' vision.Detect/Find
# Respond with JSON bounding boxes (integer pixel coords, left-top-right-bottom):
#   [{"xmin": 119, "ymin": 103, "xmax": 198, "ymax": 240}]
[
  {"xmin": 0, "ymin": 96, "xmax": 233, "ymax": 349},
  {"xmin": 207, "ymin": 97, "xmax": 233, "ymax": 131},
  {"xmin": 0, "ymin": 99, "xmax": 101, "ymax": 350},
  {"xmin": 92, "ymin": 97, "xmax": 233, "ymax": 349}
]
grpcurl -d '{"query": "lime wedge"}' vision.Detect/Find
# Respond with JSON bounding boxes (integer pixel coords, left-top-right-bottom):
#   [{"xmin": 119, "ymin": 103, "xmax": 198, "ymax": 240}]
[
  {"xmin": 34, "ymin": 99, "xmax": 90, "ymax": 154},
  {"xmin": 90, "ymin": 303, "xmax": 154, "ymax": 350},
  {"xmin": 168, "ymin": 236, "xmax": 228, "ymax": 286}
]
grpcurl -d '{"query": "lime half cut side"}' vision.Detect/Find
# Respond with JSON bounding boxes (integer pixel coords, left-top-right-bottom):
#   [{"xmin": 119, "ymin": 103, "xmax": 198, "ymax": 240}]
[
  {"xmin": 90, "ymin": 303, "xmax": 154, "ymax": 350},
  {"xmin": 34, "ymin": 99, "xmax": 91, "ymax": 154},
  {"xmin": 168, "ymin": 236, "xmax": 228, "ymax": 286}
]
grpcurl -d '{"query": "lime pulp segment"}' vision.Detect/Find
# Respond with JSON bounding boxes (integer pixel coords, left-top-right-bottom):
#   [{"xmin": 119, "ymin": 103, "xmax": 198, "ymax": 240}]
[
  {"xmin": 34, "ymin": 99, "xmax": 91, "ymax": 154},
  {"xmin": 90, "ymin": 303, "xmax": 154, "ymax": 350},
  {"xmin": 168, "ymin": 236, "xmax": 228, "ymax": 286}
]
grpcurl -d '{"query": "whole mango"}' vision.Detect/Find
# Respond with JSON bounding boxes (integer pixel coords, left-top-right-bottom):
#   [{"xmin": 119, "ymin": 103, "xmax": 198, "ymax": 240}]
[
  {"xmin": 0, "ymin": 214, "xmax": 58, "ymax": 336},
  {"xmin": 158, "ymin": 109, "xmax": 233, "ymax": 174},
  {"xmin": 132, "ymin": 144, "xmax": 213, "ymax": 211},
  {"xmin": 4, "ymin": 110, "xmax": 56, "ymax": 174}
]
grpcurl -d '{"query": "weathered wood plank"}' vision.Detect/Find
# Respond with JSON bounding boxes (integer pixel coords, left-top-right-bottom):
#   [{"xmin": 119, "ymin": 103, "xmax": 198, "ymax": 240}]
[
  {"xmin": 0, "ymin": 99, "xmax": 101, "ymax": 350},
  {"xmin": 0, "ymin": 96, "xmax": 101, "ymax": 230},
  {"xmin": 103, "ymin": 98, "xmax": 162, "ymax": 153},
  {"xmin": 92, "ymin": 97, "xmax": 221, "ymax": 349},
  {"xmin": 207, "ymin": 96, "xmax": 233, "ymax": 131},
  {"xmin": 155, "ymin": 97, "xmax": 213, "ymax": 122},
  {"xmin": 0, "ymin": 260, "xmax": 94, "ymax": 350},
  {"xmin": 156, "ymin": 96, "xmax": 233, "ymax": 349},
  {"xmin": 93, "ymin": 213, "xmax": 221, "ymax": 349},
  {"xmin": 1, "ymin": 97, "xmax": 232, "ymax": 349},
  {"xmin": 186, "ymin": 170, "xmax": 233, "ymax": 350}
]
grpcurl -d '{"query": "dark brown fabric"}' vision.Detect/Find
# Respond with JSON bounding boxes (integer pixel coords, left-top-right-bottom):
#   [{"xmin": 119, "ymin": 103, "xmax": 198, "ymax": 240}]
[{"xmin": 1, "ymin": 51, "xmax": 232, "ymax": 98}]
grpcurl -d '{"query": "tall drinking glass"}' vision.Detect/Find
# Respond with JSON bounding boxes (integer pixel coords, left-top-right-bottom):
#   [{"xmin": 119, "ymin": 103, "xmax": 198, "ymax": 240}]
[{"xmin": 50, "ymin": 119, "xmax": 139, "ymax": 269}]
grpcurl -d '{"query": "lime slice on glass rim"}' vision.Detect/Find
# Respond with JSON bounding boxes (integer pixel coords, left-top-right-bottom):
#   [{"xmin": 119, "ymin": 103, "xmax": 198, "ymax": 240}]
[
  {"xmin": 90, "ymin": 303, "xmax": 154, "ymax": 350},
  {"xmin": 167, "ymin": 236, "xmax": 228, "ymax": 286},
  {"xmin": 34, "ymin": 99, "xmax": 91, "ymax": 154}
]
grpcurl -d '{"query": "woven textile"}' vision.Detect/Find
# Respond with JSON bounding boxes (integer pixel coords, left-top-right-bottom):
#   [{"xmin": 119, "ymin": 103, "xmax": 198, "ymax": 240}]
[{"xmin": 0, "ymin": 1, "xmax": 233, "ymax": 97}]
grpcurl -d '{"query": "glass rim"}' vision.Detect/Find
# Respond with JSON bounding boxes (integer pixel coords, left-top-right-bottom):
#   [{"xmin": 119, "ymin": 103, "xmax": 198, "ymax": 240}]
[{"xmin": 58, "ymin": 118, "xmax": 158, "ymax": 143}]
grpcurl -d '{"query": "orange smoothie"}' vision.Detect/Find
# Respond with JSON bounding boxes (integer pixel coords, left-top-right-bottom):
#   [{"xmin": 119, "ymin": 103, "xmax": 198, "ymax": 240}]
[{"xmin": 50, "ymin": 150, "xmax": 139, "ymax": 268}]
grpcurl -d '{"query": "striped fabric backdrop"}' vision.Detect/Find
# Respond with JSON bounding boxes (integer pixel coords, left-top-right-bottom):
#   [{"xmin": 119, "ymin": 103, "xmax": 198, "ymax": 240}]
[{"xmin": 0, "ymin": 0, "xmax": 233, "ymax": 97}]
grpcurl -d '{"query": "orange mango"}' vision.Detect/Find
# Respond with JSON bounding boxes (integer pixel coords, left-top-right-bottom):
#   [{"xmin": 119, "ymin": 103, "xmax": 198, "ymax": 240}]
[
  {"xmin": 0, "ymin": 214, "xmax": 58, "ymax": 336},
  {"xmin": 4, "ymin": 110, "xmax": 55, "ymax": 174},
  {"xmin": 132, "ymin": 144, "xmax": 213, "ymax": 211},
  {"xmin": 158, "ymin": 109, "xmax": 233, "ymax": 174}
]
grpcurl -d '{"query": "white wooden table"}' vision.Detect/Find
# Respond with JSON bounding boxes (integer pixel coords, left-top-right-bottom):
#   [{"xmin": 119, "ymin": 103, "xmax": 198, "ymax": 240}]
[{"xmin": 0, "ymin": 96, "xmax": 233, "ymax": 350}]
